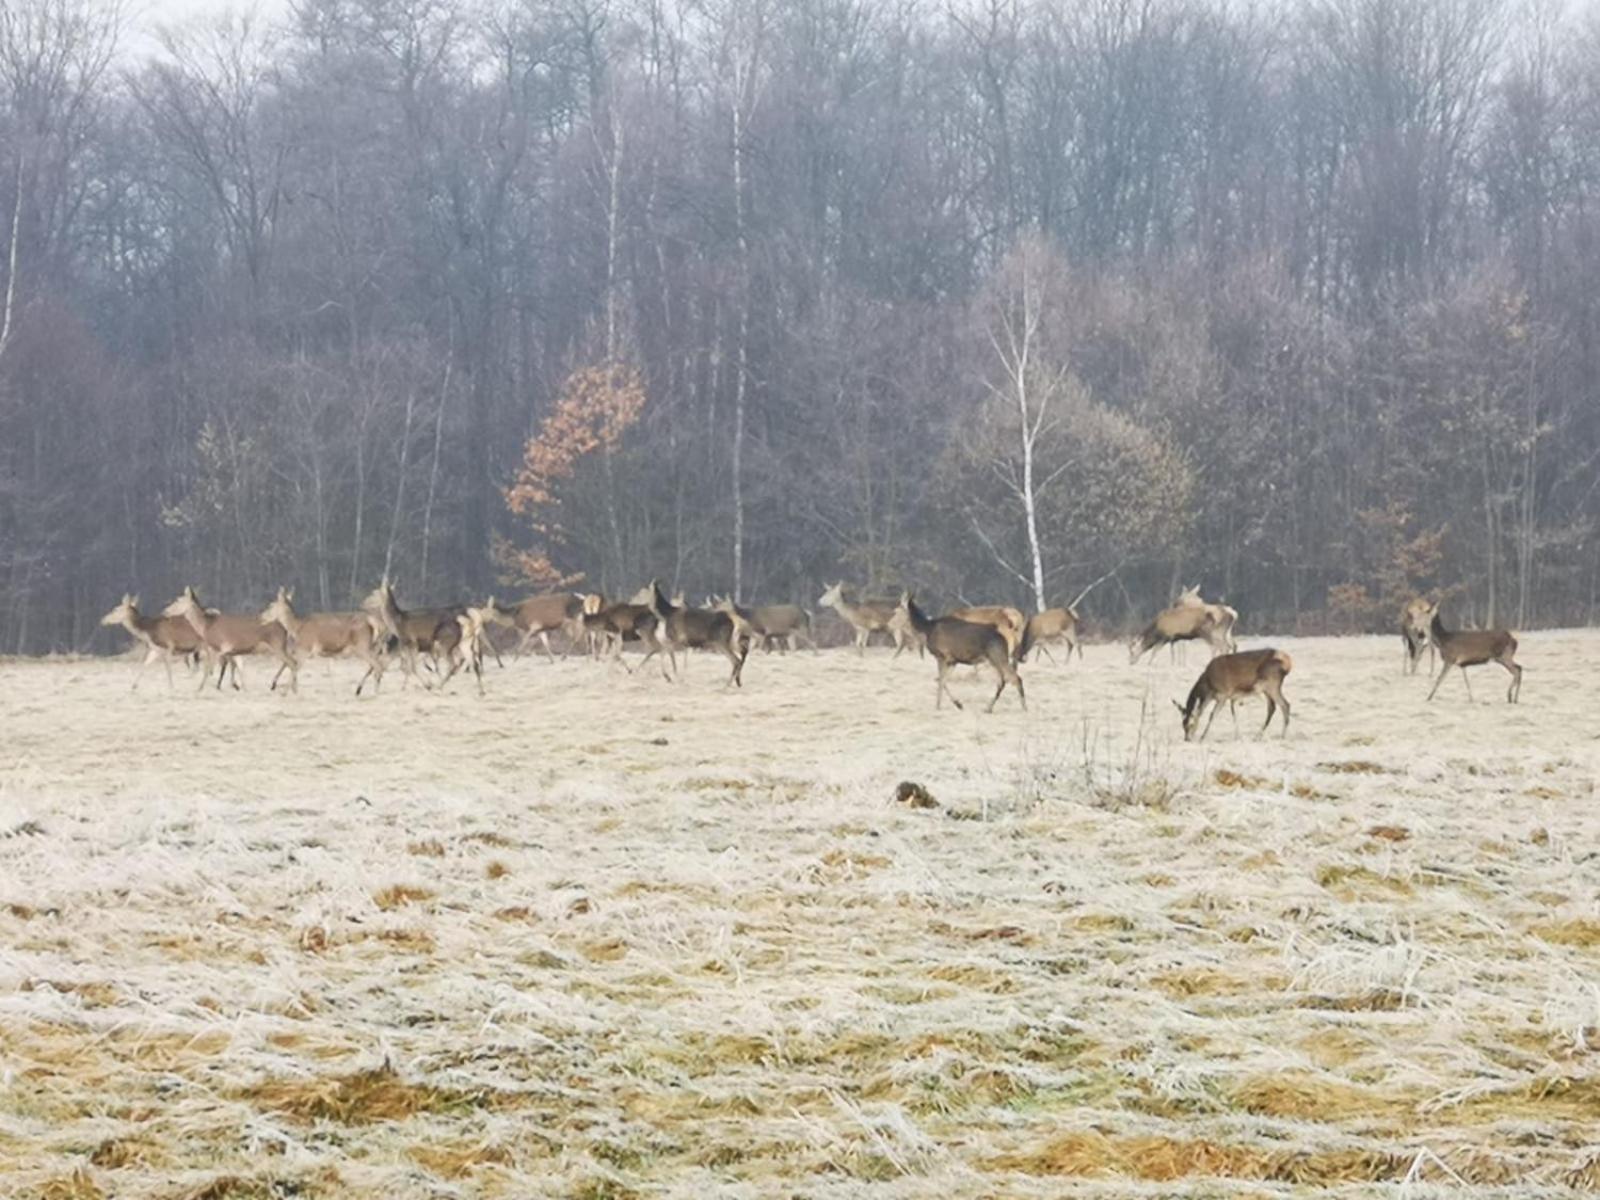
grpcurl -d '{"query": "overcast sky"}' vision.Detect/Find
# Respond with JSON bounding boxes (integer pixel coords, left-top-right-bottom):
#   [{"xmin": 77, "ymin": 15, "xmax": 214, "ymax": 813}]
[{"xmin": 125, "ymin": 0, "xmax": 289, "ymax": 57}]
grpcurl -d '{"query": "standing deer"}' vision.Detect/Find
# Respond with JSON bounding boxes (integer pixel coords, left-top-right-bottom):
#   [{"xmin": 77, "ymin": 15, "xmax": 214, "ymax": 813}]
[
  {"xmin": 1018, "ymin": 607, "xmax": 1081, "ymax": 664},
  {"xmin": 896, "ymin": 592, "xmax": 1025, "ymax": 712},
  {"xmin": 635, "ymin": 582, "xmax": 748, "ymax": 687},
  {"xmin": 99, "ymin": 594, "xmax": 206, "ymax": 690},
  {"xmin": 1174, "ymin": 585, "xmax": 1238, "ymax": 654},
  {"xmin": 819, "ymin": 582, "xmax": 916, "ymax": 655},
  {"xmin": 164, "ymin": 586, "xmax": 299, "ymax": 693},
  {"xmin": 1175, "ymin": 648, "xmax": 1293, "ymax": 741},
  {"xmin": 259, "ymin": 587, "xmax": 389, "ymax": 696},
  {"xmin": 1426, "ymin": 607, "xmax": 1522, "ymax": 703},
  {"xmin": 1400, "ymin": 598, "xmax": 1435, "ymax": 676}
]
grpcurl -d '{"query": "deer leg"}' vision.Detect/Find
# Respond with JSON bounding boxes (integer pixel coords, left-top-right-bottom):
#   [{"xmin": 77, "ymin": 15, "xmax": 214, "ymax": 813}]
[
  {"xmin": 1426, "ymin": 664, "xmax": 1450, "ymax": 701},
  {"xmin": 1502, "ymin": 658, "xmax": 1521, "ymax": 703},
  {"xmin": 1461, "ymin": 667, "xmax": 1475, "ymax": 702},
  {"xmin": 1278, "ymin": 691, "xmax": 1291, "ymax": 734},
  {"xmin": 856, "ymin": 629, "xmax": 868, "ymax": 657},
  {"xmin": 1231, "ymin": 700, "xmax": 1241, "ymax": 738},
  {"xmin": 1260, "ymin": 696, "xmax": 1275, "ymax": 735},
  {"xmin": 1200, "ymin": 699, "xmax": 1221, "ymax": 741},
  {"xmin": 133, "ymin": 645, "xmax": 158, "ymax": 692},
  {"xmin": 540, "ymin": 630, "xmax": 557, "ymax": 664}
]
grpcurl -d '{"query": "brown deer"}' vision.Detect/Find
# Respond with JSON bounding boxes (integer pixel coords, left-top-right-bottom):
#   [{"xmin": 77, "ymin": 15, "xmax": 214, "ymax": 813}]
[
  {"xmin": 1175, "ymin": 648, "xmax": 1293, "ymax": 741},
  {"xmin": 100, "ymin": 594, "xmax": 207, "ymax": 690},
  {"xmin": 164, "ymin": 586, "xmax": 299, "ymax": 693},
  {"xmin": 360, "ymin": 579, "xmax": 467, "ymax": 688},
  {"xmin": 1130, "ymin": 599, "xmax": 1233, "ymax": 664},
  {"xmin": 586, "ymin": 596, "xmax": 673, "ymax": 678},
  {"xmin": 1400, "ymin": 597, "xmax": 1435, "ymax": 675},
  {"xmin": 896, "ymin": 592, "xmax": 1025, "ymax": 712},
  {"xmin": 259, "ymin": 587, "xmax": 389, "ymax": 696},
  {"xmin": 819, "ymin": 582, "xmax": 917, "ymax": 656},
  {"xmin": 1426, "ymin": 607, "xmax": 1522, "ymax": 703},
  {"xmin": 454, "ymin": 598, "xmax": 515, "ymax": 694},
  {"xmin": 509, "ymin": 592, "xmax": 585, "ymax": 662},
  {"xmin": 710, "ymin": 596, "xmax": 815, "ymax": 654},
  {"xmin": 636, "ymin": 582, "xmax": 748, "ymax": 687},
  {"xmin": 949, "ymin": 605, "xmax": 1026, "ymax": 660},
  {"xmin": 1018, "ymin": 607, "xmax": 1081, "ymax": 664},
  {"xmin": 1174, "ymin": 585, "xmax": 1239, "ymax": 654}
]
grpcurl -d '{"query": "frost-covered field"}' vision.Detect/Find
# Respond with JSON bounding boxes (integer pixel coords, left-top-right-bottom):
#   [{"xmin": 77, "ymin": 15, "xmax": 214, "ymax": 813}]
[{"xmin": 1, "ymin": 631, "xmax": 1597, "ymax": 1199}]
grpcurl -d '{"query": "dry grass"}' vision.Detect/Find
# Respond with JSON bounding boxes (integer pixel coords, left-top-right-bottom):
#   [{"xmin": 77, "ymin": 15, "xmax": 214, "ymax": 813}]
[{"xmin": 1, "ymin": 630, "xmax": 1597, "ymax": 1196}]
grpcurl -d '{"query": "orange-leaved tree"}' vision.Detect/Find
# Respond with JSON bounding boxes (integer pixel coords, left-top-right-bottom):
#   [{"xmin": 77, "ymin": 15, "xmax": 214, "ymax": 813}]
[{"xmin": 500, "ymin": 362, "xmax": 646, "ymax": 588}]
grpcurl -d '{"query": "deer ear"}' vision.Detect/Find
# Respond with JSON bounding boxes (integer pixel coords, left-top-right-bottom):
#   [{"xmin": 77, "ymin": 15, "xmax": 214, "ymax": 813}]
[{"xmin": 1171, "ymin": 700, "xmax": 1184, "ymax": 713}]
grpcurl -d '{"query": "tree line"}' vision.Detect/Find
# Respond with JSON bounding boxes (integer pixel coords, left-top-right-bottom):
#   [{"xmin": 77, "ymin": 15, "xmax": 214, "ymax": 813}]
[{"xmin": 2, "ymin": 0, "xmax": 1599, "ymax": 655}]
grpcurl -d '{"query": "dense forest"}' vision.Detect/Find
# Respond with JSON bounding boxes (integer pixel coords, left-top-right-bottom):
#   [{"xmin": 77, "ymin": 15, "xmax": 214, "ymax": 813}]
[{"xmin": 2, "ymin": 0, "xmax": 1599, "ymax": 654}]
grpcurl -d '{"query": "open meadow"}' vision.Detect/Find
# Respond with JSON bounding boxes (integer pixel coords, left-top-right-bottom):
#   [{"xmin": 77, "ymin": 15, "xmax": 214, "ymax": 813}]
[{"xmin": 1, "ymin": 631, "xmax": 1597, "ymax": 1198}]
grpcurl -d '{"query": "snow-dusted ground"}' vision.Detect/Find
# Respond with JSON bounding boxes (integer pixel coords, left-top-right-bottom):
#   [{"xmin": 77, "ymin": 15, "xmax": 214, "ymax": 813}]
[{"xmin": 1, "ymin": 631, "xmax": 1596, "ymax": 1198}]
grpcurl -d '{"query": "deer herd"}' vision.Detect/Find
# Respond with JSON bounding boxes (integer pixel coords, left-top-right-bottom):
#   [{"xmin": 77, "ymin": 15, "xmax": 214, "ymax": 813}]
[{"xmin": 99, "ymin": 576, "xmax": 1525, "ymax": 740}]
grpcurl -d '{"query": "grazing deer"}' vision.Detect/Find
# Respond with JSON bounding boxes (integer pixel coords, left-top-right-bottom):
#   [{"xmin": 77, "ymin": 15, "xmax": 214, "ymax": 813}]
[
  {"xmin": 896, "ymin": 592, "xmax": 1025, "ymax": 712},
  {"xmin": 100, "ymin": 594, "xmax": 207, "ymax": 690},
  {"xmin": 1426, "ymin": 607, "xmax": 1522, "ymax": 703},
  {"xmin": 710, "ymin": 596, "xmax": 815, "ymax": 654},
  {"xmin": 818, "ymin": 582, "xmax": 917, "ymax": 656},
  {"xmin": 1130, "ymin": 598, "xmax": 1233, "ymax": 664},
  {"xmin": 259, "ymin": 587, "xmax": 389, "ymax": 696},
  {"xmin": 360, "ymin": 579, "xmax": 468, "ymax": 688},
  {"xmin": 586, "ymin": 596, "xmax": 673, "ymax": 679},
  {"xmin": 949, "ymin": 605, "xmax": 1026, "ymax": 661},
  {"xmin": 1400, "ymin": 597, "xmax": 1435, "ymax": 676},
  {"xmin": 1018, "ymin": 607, "xmax": 1082, "ymax": 664},
  {"xmin": 1174, "ymin": 585, "xmax": 1238, "ymax": 655},
  {"xmin": 1175, "ymin": 648, "xmax": 1293, "ymax": 741},
  {"xmin": 635, "ymin": 582, "xmax": 748, "ymax": 687},
  {"xmin": 164, "ymin": 586, "xmax": 299, "ymax": 693},
  {"xmin": 509, "ymin": 592, "xmax": 585, "ymax": 662}
]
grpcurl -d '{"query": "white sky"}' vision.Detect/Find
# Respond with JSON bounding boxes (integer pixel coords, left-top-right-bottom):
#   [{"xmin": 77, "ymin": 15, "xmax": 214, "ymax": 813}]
[{"xmin": 125, "ymin": 0, "xmax": 290, "ymax": 57}]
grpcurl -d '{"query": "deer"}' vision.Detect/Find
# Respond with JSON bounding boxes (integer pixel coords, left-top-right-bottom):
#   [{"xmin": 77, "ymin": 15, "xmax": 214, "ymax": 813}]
[
  {"xmin": 1174, "ymin": 585, "xmax": 1239, "ymax": 655},
  {"xmin": 709, "ymin": 596, "xmax": 815, "ymax": 654},
  {"xmin": 1175, "ymin": 648, "xmax": 1293, "ymax": 741},
  {"xmin": 818, "ymin": 582, "xmax": 917, "ymax": 656},
  {"xmin": 360, "ymin": 579, "xmax": 469, "ymax": 688},
  {"xmin": 1130, "ymin": 597, "xmax": 1233, "ymax": 664},
  {"xmin": 635, "ymin": 581, "xmax": 748, "ymax": 687},
  {"xmin": 1400, "ymin": 597, "xmax": 1435, "ymax": 676},
  {"xmin": 164, "ymin": 585, "xmax": 299, "ymax": 693},
  {"xmin": 948, "ymin": 605, "xmax": 1026, "ymax": 661},
  {"xmin": 100, "ymin": 594, "xmax": 208, "ymax": 690},
  {"xmin": 454, "ymin": 598, "xmax": 516, "ymax": 695},
  {"xmin": 896, "ymin": 592, "xmax": 1025, "ymax": 712},
  {"xmin": 707, "ymin": 596, "xmax": 764, "ymax": 657},
  {"xmin": 1425, "ymin": 606, "xmax": 1522, "ymax": 703},
  {"xmin": 509, "ymin": 592, "xmax": 585, "ymax": 662},
  {"xmin": 258, "ymin": 587, "xmax": 390, "ymax": 696},
  {"xmin": 1017, "ymin": 607, "xmax": 1082, "ymax": 664},
  {"xmin": 586, "ymin": 596, "xmax": 673, "ymax": 679}
]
